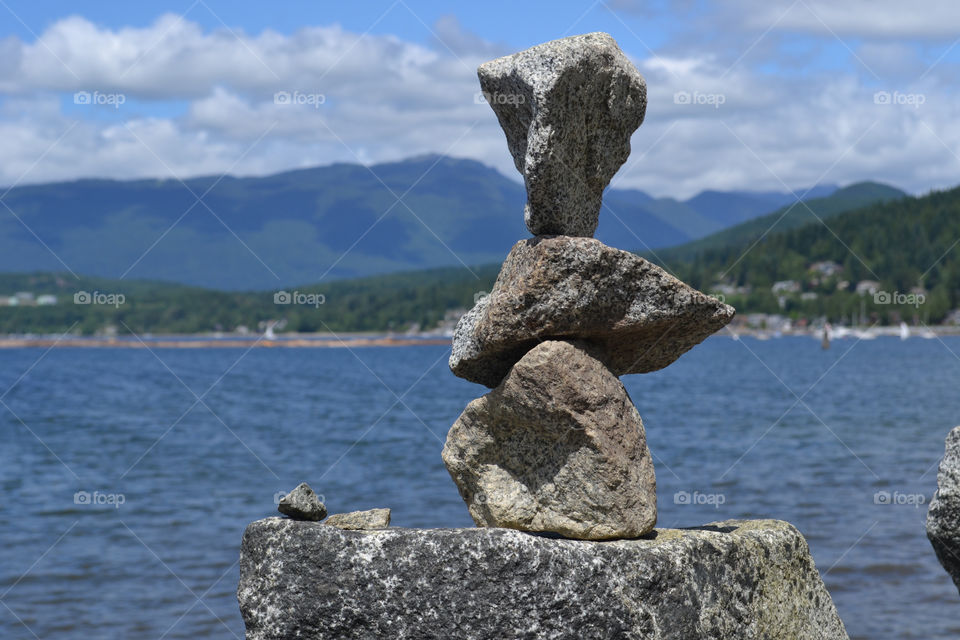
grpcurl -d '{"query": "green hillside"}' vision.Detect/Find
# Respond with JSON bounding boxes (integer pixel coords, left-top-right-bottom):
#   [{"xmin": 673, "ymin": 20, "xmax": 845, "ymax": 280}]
[
  {"xmin": 661, "ymin": 186, "xmax": 960, "ymax": 324},
  {"xmin": 653, "ymin": 181, "xmax": 906, "ymax": 263},
  {"xmin": 0, "ymin": 267, "xmax": 499, "ymax": 336}
]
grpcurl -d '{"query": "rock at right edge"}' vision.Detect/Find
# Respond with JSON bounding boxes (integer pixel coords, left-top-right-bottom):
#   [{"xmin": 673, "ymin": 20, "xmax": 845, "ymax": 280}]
[{"xmin": 928, "ymin": 425, "xmax": 960, "ymax": 594}]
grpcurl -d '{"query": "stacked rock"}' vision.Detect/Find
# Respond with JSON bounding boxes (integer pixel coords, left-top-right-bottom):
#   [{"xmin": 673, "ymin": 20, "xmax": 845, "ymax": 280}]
[{"xmin": 442, "ymin": 32, "xmax": 734, "ymax": 540}]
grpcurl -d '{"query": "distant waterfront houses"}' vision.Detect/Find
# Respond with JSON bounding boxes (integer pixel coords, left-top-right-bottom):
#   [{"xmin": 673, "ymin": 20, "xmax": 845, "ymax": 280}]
[{"xmin": 0, "ymin": 292, "xmax": 57, "ymax": 306}]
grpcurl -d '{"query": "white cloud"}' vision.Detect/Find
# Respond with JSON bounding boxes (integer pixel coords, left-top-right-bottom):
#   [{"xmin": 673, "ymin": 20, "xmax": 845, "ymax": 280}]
[
  {"xmin": 744, "ymin": 0, "xmax": 960, "ymax": 39},
  {"xmin": 614, "ymin": 0, "xmax": 960, "ymax": 39},
  {"xmin": 0, "ymin": 13, "xmax": 957, "ymax": 200}
]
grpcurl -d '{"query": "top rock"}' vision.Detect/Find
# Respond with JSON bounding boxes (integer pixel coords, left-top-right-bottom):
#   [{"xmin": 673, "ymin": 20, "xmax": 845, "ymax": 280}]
[{"xmin": 478, "ymin": 32, "xmax": 646, "ymax": 237}]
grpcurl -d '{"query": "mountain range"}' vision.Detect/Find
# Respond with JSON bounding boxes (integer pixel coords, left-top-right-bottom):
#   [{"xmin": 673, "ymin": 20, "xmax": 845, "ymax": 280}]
[
  {"xmin": 2, "ymin": 176, "xmax": 947, "ymax": 335},
  {"xmin": 0, "ymin": 155, "xmax": 855, "ymax": 290}
]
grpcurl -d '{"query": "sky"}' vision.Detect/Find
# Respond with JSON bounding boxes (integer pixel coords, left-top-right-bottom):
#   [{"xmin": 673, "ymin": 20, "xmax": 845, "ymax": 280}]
[{"xmin": 1, "ymin": 0, "xmax": 960, "ymax": 198}]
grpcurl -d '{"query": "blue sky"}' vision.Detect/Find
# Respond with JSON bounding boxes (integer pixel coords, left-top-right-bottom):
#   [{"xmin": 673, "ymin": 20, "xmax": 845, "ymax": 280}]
[{"xmin": 1, "ymin": 0, "xmax": 959, "ymax": 197}]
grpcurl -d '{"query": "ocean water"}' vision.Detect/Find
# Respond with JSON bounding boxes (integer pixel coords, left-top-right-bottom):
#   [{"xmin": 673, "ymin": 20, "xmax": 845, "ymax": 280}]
[{"xmin": 0, "ymin": 335, "xmax": 958, "ymax": 639}]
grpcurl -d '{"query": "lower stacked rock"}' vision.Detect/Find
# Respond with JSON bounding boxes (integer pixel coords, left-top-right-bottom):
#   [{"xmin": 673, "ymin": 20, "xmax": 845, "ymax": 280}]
[{"xmin": 443, "ymin": 340, "xmax": 656, "ymax": 540}]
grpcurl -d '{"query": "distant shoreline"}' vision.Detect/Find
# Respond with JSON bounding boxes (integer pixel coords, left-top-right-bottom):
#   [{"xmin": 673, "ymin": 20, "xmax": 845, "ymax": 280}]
[
  {"xmin": 0, "ymin": 335, "xmax": 452, "ymax": 349},
  {"xmin": 1, "ymin": 325, "xmax": 958, "ymax": 349}
]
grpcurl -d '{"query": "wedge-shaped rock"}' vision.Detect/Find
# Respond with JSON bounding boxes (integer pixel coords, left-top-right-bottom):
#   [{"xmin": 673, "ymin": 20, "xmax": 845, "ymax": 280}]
[
  {"xmin": 478, "ymin": 32, "xmax": 646, "ymax": 237},
  {"xmin": 928, "ymin": 425, "xmax": 960, "ymax": 593},
  {"xmin": 450, "ymin": 236, "xmax": 735, "ymax": 387},
  {"xmin": 442, "ymin": 340, "xmax": 656, "ymax": 540}
]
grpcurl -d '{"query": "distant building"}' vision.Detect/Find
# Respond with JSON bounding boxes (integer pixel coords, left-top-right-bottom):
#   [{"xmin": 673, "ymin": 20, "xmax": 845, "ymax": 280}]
[
  {"xmin": 946, "ymin": 310, "xmax": 960, "ymax": 326},
  {"xmin": 800, "ymin": 292, "xmax": 818, "ymax": 301},
  {"xmin": 710, "ymin": 283, "xmax": 751, "ymax": 296},
  {"xmin": 742, "ymin": 313, "xmax": 789, "ymax": 330},
  {"xmin": 14, "ymin": 292, "xmax": 34, "ymax": 304},
  {"xmin": 36, "ymin": 295, "xmax": 57, "ymax": 306},
  {"xmin": 771, "ymin": 280, "xmax": 800, "ymax": 294},
  {"xmin": 809, "ymin": 261, "xmax": 842, "ymax": 277},
  {"xmin": 855, "ymin": 280, "xmax": 881, "ymax": 295}
]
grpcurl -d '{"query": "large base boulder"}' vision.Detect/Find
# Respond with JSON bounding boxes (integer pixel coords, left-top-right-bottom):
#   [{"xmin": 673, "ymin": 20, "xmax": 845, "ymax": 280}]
[
  {"xmin": 238, "ymin": 518, "xmax": 850, "ymax": 640},
  {"xmin": 927, "ymin": 425, "xmax": 960, "ymax": 593},
  {"xmin": 450, "ymin": 236, "xmax": 735, "ymax": 388},
  {"xmin": 443, "ymin": 340, "xmax": 656, "ymax": 540}
]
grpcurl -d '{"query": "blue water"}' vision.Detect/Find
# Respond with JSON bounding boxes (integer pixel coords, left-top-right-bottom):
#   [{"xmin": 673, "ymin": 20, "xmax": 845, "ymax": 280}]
[{"xmin": 1, "ymin": 336, "xmax": 958, "ymax": 639}]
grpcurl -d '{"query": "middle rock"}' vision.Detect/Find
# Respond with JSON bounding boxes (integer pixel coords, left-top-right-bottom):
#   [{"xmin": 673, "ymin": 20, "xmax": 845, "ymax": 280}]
[
  {"xmin": 450, "ymin": 235, "xmax": 735, "ymax": 388},
  {"xmin": 442, "ymin": 340, "xmax": 657, "ymax": 540}
]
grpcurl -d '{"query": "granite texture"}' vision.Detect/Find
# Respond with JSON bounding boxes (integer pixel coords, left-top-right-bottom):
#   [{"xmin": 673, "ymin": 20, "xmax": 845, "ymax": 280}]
[
  {"xmin": 238, "ymin": 518, "xmax": 849, "ymax": 640},
  {"xmin": 927, "ymin": 425, "xmax": 960, "ymax": 593},
  {"xmin": 443, "ymin": 340, "xmax": 656, "ymax": 540},
  {"xmin": 478, "ymin": 32, "xmax": 646, "ymax": 237},
  {"xmin": 325, "ymin": 508, "xmax": 391, "ymax": 531},
  {"xmin": 450, "ymin": 236, "xmax": 735, "ymax": 387}
]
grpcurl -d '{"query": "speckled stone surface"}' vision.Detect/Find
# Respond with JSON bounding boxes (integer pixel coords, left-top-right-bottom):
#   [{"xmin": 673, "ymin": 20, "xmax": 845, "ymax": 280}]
[
  {"xmin": 443, "ymin": 340, "xmax": 656, "ymax": 540},
  {"xmin": 927, "ymin": 426, "xmax": 960, "ymax": 593},
  {"xmin": 325, "ymin": 508, "xmax": 391, "ymax": 531},
  {"xmin": 449, "ymin": 236, "xmax": 735, "ymax": 388},
  {"xmin": 238, "ymin": 518, "xmax": 849, "ymax": 640},
  {"xmin": 478, "ymin": 32, "xmax": 646, "ymax": 237}
]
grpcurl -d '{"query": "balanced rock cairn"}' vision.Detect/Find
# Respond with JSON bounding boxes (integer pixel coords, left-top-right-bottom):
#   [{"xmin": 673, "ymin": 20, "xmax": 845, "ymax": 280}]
[{"xmin": 442, "ymin": 32, "xmax": 735, "ymax": 540}]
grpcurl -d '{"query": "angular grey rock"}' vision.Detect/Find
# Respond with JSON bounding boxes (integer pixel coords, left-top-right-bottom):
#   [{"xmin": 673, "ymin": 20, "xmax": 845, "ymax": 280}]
[
  {"xmin": 443, "ymin": 340, "xmax": 656, "ymax": 540},
  {"xmin": 325, "ymin": 508, "xmax": 391, "ymax": 530},
  {"xmin": 238, "ymin": 517, "xmax": 850, "ymax": 640},
  {"xmin": 450, "ymin": 236, "xmax": 735, "ymax": 387},
  {"xmin": 927, "ymin": 425, "xmax": 960, "ymax": 593},
  {"xmin": 276, "ymin": 482, "xmax": 326, "ymax": 521},
  {"xmin": 478, "ymin": 32, "xmax": 646, "ymax": 237}
]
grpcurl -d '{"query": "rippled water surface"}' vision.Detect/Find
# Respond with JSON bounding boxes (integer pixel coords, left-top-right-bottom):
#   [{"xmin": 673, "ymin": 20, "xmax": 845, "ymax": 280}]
[{"xmin": 1, "ymin": 336, "xmax": 959, "ymax": 638}]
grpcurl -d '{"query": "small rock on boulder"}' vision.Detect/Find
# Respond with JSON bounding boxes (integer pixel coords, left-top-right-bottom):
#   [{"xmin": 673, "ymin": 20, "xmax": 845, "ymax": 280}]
[
  {"xmin": 478, "ymin": 32, "xmax": 646, "ymax": 237},
  {"xmin": 443, "ymin": 340, "xmax": 656, "ymax": 540},
  {"xmin": 325, "ymin": 508, "xmax": 391, "ymax": 530},
  {"xmin": 450, "ymin": 236, "xmax": 734, "ymax": 387},
  {"xmin": 928, "ymin": 425, "xmax": 960, "ymax": 593},
  {"xmin": 277, "ymin": 482, "xmax": 326, "ymax": 521}
]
